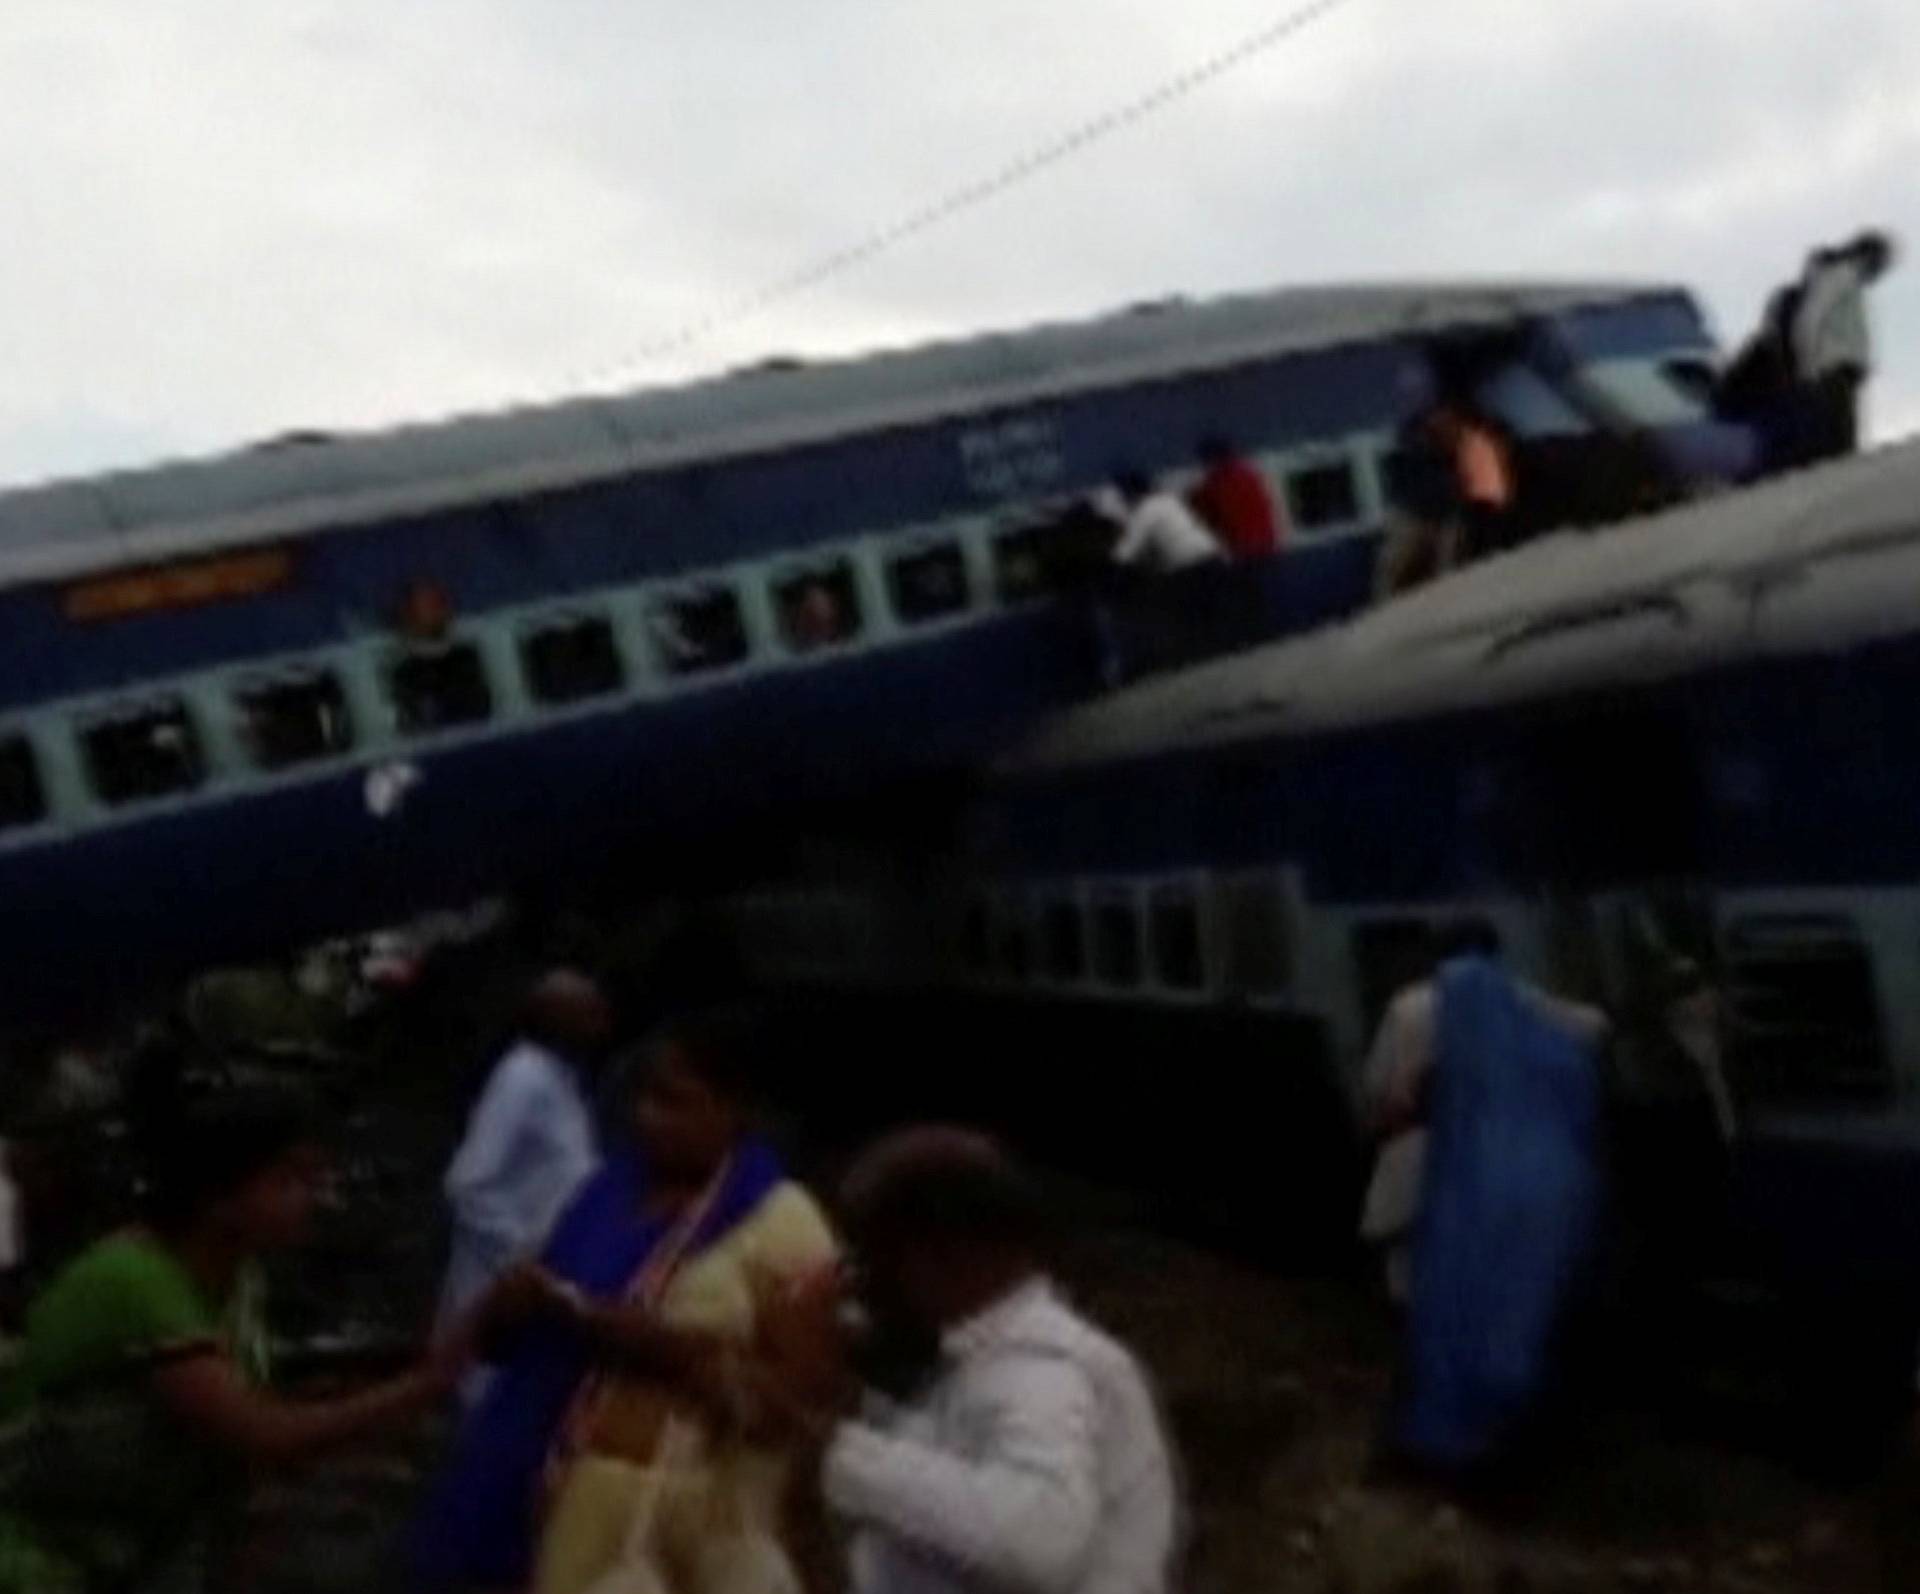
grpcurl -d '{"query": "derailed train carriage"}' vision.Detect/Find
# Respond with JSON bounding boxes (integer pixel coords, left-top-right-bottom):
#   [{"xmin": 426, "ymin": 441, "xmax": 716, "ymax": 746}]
[
  {"xmin": 729, "ymin": 440, "xmax": 1920, "ymax": 1442},
  {"xmin": 0, "ymin": 278, "xmax": 1730, "ymax": 1018}
]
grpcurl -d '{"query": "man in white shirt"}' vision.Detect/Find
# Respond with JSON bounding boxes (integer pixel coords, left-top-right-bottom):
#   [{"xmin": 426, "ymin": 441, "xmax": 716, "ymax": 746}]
[
  {"xmin": 774, "ymin": 1127, "xmax": 1178, "ymax": 1594},
  {"xmin": 437, "ymin": 969, "xmax": 611, "ymax": 1394},
  {"xmin": 1790, "ymin": 229, "xmax": 1897, "ymax": 459},
  {"xmin": 1107, "ymin": 471, "xmax": 1225, "ymax": 573}
]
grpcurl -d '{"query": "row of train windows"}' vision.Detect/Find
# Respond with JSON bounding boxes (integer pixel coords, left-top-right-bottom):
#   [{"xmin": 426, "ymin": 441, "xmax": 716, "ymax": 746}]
[
  {"xmin": 1285, "ymin": 458, "xmax": 1364, "ymax": 532},
  {"xmin": 0, "ymin": 544, "xmax": 978, "ymax": 829},
  {"xmin": 0, "ymin": 445, "xmax": 1377, "ymax": 833},
  {"xmin": 963, "ymin": 888, "xmax": 1209, "ymax": 993},
  {"xmin": 0, "ymin": 622, "xmax": 630, "ymax": 823}
]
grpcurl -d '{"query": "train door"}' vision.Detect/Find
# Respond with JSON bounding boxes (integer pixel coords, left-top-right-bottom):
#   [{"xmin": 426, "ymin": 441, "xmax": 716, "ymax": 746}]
[{"xmin": 1468, "ymin": 683, "xmax": 1722, "ymax": 1096}]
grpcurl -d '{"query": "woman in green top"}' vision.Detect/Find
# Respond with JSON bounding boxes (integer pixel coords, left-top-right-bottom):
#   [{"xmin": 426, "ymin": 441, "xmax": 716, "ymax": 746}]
[{"xmin": 0, "ymin": 1089, "xmax": 471, "ymax": 1593}]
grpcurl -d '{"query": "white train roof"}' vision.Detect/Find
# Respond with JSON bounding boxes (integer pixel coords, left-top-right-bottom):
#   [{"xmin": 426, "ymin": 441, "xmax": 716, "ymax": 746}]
[
  {"xmin": 0, "ymin": 278, "xmax": 1672, "ymax": 591},
  {"xmin": 1009, "ymin": 435, "xmax": 1920, "ymax": 773}
]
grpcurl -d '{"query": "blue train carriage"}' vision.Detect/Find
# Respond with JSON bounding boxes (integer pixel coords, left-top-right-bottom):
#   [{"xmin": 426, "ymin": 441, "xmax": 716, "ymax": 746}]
[
  {"xmin": 731, "ymin": 438, "xmax": 1920, "ymax": 1421},
  {"xmin": 0, "ymin": 279, "xmax": 1723, "ymax": 1017}
]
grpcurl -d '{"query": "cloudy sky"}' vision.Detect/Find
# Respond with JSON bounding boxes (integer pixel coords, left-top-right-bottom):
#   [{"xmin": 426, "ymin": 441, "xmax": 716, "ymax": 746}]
[{"xmin": 3, "ymin": 0, "xmax": 1916, "ymax": 488}]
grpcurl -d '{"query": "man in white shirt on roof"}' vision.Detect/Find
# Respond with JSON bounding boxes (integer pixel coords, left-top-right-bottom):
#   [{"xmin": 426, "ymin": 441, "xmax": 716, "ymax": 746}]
[
  {"xmin": 1106, "ymin": 469, "xmax": 1225, "ymax": 573},
  {"xmin": 1790, "ymin": 229, "xmax": 1897, "ymax": 460},
  {"xmin": 437, "ymin": 969, "xmax": 612, "ymax": 1399},
  {"xmin": 769, "ymin": 1126, "xmax": 1178, "ymax": 1594}
]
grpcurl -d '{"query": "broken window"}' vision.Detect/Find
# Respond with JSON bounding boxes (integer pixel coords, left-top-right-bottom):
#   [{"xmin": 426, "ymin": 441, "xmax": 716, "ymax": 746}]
[
  {"xmin": 389, "ymin": 643, "xmax": 493, "ymax": 735},
  {"xmin": 0, "ymin": 734, "xmax": 47, "ymax": 830},
  {"xmin": 650, "ymin": 585, "xmax": 749, "ymax": 676},
  {"xmin": 82, "ymin": 699, "xmax": 205, "ymax": 806},
  {"xmin": 236, "ymin": 669, "xmax": 353, "ymax": 770},
  {"xmin": 522, "ymin": 614, "xmax": 625, "ymax": 705}
]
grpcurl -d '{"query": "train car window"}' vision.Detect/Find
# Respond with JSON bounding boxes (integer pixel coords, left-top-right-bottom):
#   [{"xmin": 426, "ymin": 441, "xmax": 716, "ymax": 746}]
[
  {"xmin": 888, "ymin": 542, "xmax": 971, "ymax": 625},
  {"xmin": 1091, "ymin": 895, "xmax": 1143, "ymax": 989},
  {"xmin": 0, "ymin": 734, "xmax": 47, "ymax": 831},
  {"xmin": 389, "ymin": 643, "xmax": 493, "ymax": 735},
  {"xmin": 1150, "ymin": 885, "xmax": 1207, "ymax": 991},
  {"xmin": 1042, "ymin": 895, "xmax": 1087, "ymax": 984},
  {"xmin": 1662, "ymin": 357, "xmax": 1718, "ymax": 408},
  {"xmin": 775, "ymin": 562, "xmax": 862, "ymax": 654},
  {"xmin": 1219, "ymin": 873, "xmax": 1291, "ymax": 995},
  {"xmin": 236, "ymin": 670, "xmax": 353, "ymax": 770},
  {"xmin": 522, "ymin": 614, "xmax": 625, "ymax": 705},
  {"xmin": 993, "ymin": 503, "xmax": 1113, "ymax": 602},
  {"xmin": 1476, "ymin": 365, "xmax": 1585, "ymax": 439},
  {"xmin": 1724, "ymin": 913, "xmax": 1889, "ymax": 1103},
  {"xmin": 1581, "ymin": 360, "xmax": 1708, "ymax": 428},
  {"xmin": 650, "ymin": 585, "xmax": 749, "ymax": 676},
  {"xmin": 1285, "ymin": 457, "xmax": 1361, "ymax": 532},
  {"xmin": 81, "ymin": 700, "xmax": 205, "ymax": 806},
  {"xmin": 992, "ymin": 526, "xmax": 1048, "ymax": 602}
]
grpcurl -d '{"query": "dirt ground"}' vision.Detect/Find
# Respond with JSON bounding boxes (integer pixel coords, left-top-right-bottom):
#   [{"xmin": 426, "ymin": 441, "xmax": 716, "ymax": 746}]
[
  {"xmin": 1069, "ymin": 1229, "xmax": 1899, "ymax": 1594},
  {"xmin": 234, "ymin": 1076, "xmax": 1910, "ymax": 1594}
]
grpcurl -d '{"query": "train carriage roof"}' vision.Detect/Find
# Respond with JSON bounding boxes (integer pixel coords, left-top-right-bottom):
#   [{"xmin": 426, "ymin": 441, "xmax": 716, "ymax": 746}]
[
  {"xmin": 0, "ymin": 279, "xmax": 1674, "ymax": 589},
  {"xmin": 1010, "ymin": 435, "xmax": 1920, "ymax": 773}
]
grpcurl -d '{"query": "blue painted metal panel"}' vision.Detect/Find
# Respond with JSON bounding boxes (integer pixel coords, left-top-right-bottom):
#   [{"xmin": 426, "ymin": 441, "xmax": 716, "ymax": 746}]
[{"xmin": 980, "ymin": 631, "xmax": 1920, "ymax": 904}]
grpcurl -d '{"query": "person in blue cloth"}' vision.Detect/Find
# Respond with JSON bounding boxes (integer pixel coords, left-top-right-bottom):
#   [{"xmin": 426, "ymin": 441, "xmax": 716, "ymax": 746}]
[
  {"xmin": 410, "ymin": 1009, "xmax": 837, "ymax": 1594},
  {"xmin": 1384, "ymin": 930, "xmax": 1608, "ymax": 1474}
]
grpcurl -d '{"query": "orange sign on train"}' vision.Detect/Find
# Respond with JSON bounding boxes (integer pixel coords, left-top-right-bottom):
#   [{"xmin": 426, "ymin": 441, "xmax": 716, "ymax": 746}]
[{"xmin": 63, "ymin": 548, "xmax": 295, "ymax": 623}]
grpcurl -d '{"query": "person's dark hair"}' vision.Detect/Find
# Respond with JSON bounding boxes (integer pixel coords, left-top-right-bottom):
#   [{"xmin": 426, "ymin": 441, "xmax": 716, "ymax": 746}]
[
  {"xmin": 518, "ymin": 968, "xmax": 613, "ymax": 1058},
  {"xmin": 1420, "ymin": 394, "xmax": 1467, "ymax": 434},
  {"xmin": 144, "ymin": 1086, "xmax": 324, "ymax": 1234},
  {"xmin": 1114, "ymin": 467, "xmax": 1153, "ymax": 503},
  {"xmin": 840, "ymin": 1126, "xmax": 1045, "ymax": 1258},
  {"xmin": 646, "ymin": 1006, "xmax": 762, "ymax": 1104},
  {"xmin": 1848, "ymin": 229, "xmax": 1895, "ymax": 279},
  {"xmin": 1436, "ymin": 919, "xmax": 1503, "ymax": 962}
]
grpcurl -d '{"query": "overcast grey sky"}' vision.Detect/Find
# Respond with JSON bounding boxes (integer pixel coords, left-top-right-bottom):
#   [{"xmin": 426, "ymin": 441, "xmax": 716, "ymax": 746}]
[{"xmin": 2, "ymin": 0, "xmax": 1915, "ymax": 488}]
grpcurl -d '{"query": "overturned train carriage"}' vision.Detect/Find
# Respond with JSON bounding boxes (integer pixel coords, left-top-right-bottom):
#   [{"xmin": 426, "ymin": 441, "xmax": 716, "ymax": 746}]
[
  {"xmin": 0, "ymin": 279, "xmax": 1723, "ymax": 1016},
  {"xmin": 731, "ymin": 441, "xmax": 1920, "ymax": 1433}
]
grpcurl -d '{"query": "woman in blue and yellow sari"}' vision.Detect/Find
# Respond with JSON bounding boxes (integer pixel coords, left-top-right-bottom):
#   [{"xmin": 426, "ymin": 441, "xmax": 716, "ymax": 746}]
[{"xmin": 413, "ymin": 1010, "xmax": 837, "ymax": 1594}]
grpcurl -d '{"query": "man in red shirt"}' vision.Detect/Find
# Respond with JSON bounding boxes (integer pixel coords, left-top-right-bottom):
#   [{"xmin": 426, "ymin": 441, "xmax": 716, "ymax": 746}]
[{"xmin": 1189, "ymin": 435, "xmax": 1287, "ymax": 559}]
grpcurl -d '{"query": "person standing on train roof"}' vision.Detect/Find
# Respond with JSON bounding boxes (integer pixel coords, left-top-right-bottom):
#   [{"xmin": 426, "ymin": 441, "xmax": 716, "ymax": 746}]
[
  {"xmin": 1374, "ymin": 393, "xmax": 1514, "ymax": 596},
  {"xmin": 1430, "ymin": 398, "xmax": 1518, "ymax": 561},
  {"xmin": 1108, "ymin": 469, "xmax": 1226, "ymax": 572},
  {"xmin": 1790, "ymin": 229, "xmax": 1898, "ymax": 461},
  {"xmin": 438, "ymin": 969, "xmax": 614, "ymax": 1401},
  {"xmin": 761, "ymin": 1126, "xmax": 1181, "ymax": 1594},
  {"xmin": 1187, "ymin": 436, "xmax": 1286, "ymax": 559}
]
